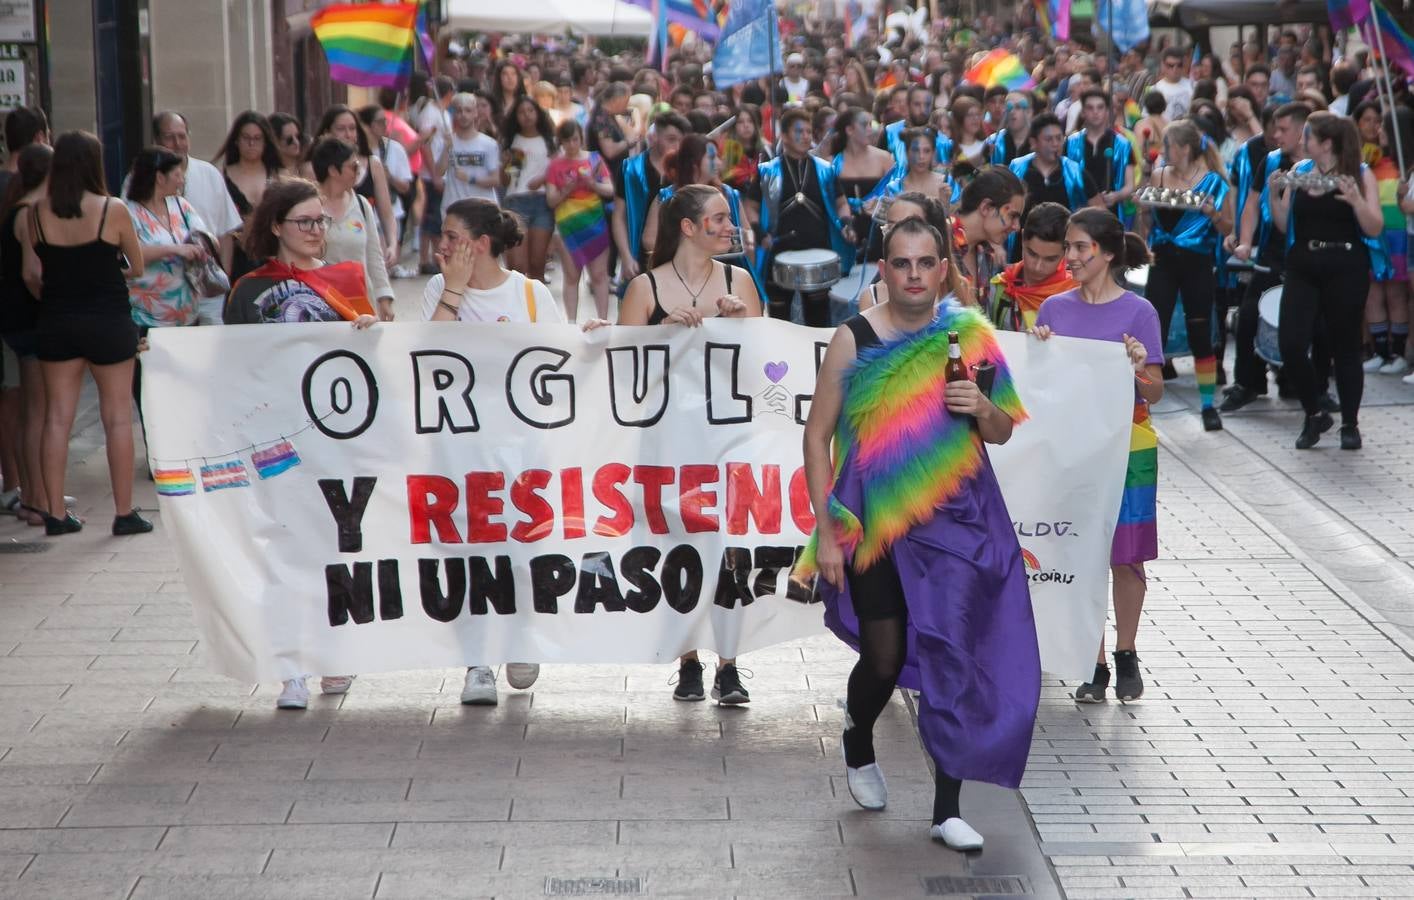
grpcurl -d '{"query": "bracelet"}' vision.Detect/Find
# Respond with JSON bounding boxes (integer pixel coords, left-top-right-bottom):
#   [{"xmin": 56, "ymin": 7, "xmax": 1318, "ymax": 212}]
[
  {"xmin": 438, "ymin": 300, "xmax": 460, "ymax": 316},
  {"xmin": 442, "ymin": 287, "xmax": 465, "ymax": 296}
]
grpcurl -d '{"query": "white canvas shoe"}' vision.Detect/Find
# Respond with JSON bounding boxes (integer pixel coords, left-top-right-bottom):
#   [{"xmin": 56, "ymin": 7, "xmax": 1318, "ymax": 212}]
[
  {"xmin": 320, "ymin": 675, "xmax": 354, "ymax": 695},
  {"xmin": 504, "ymin": 663, "xmax": 540, "ymax": 690},
  {"xmin": 840, "ymin": 737, "xmax": 887, "ymax": 810},
  {"xmin": 460, "ymin": 666, "xmax": 498, "ymax": 705},
  {"xmin": 276, "ymin": 678, "xmax": 309, "ymax": 710},
  {"xmin": 930, "ymin": 818, "xmax": 984, "ymax": 851}
]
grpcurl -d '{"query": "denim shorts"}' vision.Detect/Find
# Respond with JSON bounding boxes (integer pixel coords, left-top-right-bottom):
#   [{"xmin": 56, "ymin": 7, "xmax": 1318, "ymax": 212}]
[{"xmin": 504, "ymin": 192, "xmax": 555, "ymax": 231}]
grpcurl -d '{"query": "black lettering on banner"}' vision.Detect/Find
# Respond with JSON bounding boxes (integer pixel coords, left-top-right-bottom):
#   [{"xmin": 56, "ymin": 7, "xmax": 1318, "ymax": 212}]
[
  {"xmin": 378, "ymin": 559, "xmax": 404, "ymax": 620},
  {"xmin": 530, "ymin": 554, "xmax": 576, "ymax": 613},
  {"xmin": 506, "ymin": 347, "xmax": 576, "ymax": 429},
  {"xmin": 574, "ymin": 551, "xmax": 626, "ymax": 613},
  {"xmin": 327, "ymin": 562, "xmax": 375, "ymax": 625},
  {"xmin": 752, "ymin": 546, "xmax": 798, "ymax": 598},
  {"xmin": 660, "ymin": 545, "xmax": 703, "ymax": 613},
  {"xmin": 468, "ymin": 556, "xmax": 517, "ymax": 615},
  {"xmin": 318, "ymin": 477, "xmax": 377, "ymax": 552},
  {"xmin": 794, "ymin": 341, "xmax": 829, "ymax": 424},
  {"xmin": 620, "ymin": 546, "xmax": 663, "ymax": 613},
  {"xmin": 419, "ymin": 558, "xmax": 466, "ymax": 622},
  {"xmin": 302, "ymin": 350, "xmax": 379, "ymax": 439},
  {"xmin": 713, "ymin": 547, "xmax": 755, "ymax": 608},
  {"xmin": 410, "ymin": 351, "xmax": 479, "ymax": 434},
  {"xmin": 704, "ymin": 343, "xmax": 752, "ymax": 424},
  {"xmin": 605, "ymin": 345, "xmax": 670, "ymax": 427}
]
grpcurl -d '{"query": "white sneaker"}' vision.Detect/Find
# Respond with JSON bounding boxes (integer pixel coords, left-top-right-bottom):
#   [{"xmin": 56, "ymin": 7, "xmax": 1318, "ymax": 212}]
[
  {"xmin": 461, "ymin": 666, "xmax": 498, "ymax": 705},
  {"xmin": 840, "ymin": 737, "xmax": 887, "ymax": 810},
  {"xmin": 1380, "ymin": 357, "xmax": 1410, "ymax": 375},
  {"xmin": 930, "ymin": 817, "xmax": 984, "ymax": 851},
  {"xmin": 1403, "ymin": 371, "xmax": 1414, "ymax": 385},
  {"xmin": 276, "ymin": 678, "xmax": 309, "ymax": 709},
  {"xmin": 505, "ymin": 663, "xmax": 540, "ymax": 690},
  {"xmin": 389, "ymin": 264, "xmax": 416, "ymax": 279},
  {"xmin": 320, "ymin": 675, "xmax": 355, "ymax": 695},
  {"xmin": 1363, "ymin": 356, "xmax": 1386, "ymax": 373}
]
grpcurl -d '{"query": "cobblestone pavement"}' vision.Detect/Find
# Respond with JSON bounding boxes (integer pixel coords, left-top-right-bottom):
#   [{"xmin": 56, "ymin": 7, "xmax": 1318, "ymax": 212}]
[{"xmin": 2, "ymin": 286, "xmax": 1414, "ymax": 897}]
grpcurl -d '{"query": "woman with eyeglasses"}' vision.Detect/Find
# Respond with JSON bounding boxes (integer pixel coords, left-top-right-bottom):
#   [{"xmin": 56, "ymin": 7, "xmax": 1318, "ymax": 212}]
[
  {"xmin": 268, "ymin": 113, "xmax": 305, "ymax": 177},
  {"xmin": 224, "ymin": 178, "xmax": 375, "ymax": 709},
  {"xmin": 308, "ymin": 138, "xmax": 394, "ymax": 322},
  {"xmin": 219, "ymin": 111, "xmax": 282, "ymax": 283},
  {"xmin": 310, "ymin": 105, "xmax": 399, "ymax": 271}
]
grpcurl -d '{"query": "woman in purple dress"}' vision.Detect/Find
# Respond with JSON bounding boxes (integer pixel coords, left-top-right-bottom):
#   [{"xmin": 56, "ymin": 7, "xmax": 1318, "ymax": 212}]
[{"xmin": 1032, "ymin": 208, "xmax": 1164, "ymax": 703}]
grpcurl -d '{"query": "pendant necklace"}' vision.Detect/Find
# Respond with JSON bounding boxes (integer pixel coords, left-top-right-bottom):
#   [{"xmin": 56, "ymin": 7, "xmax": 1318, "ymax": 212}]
[{"xmin": 671, "ymin": 259, "xmax": 713, "ymax": 308}]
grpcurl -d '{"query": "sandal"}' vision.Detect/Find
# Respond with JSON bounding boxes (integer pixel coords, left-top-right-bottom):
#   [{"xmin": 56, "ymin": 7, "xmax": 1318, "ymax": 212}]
[{"xmin": 18, "ymin": 504, "xmax": 45, "ymax": 527}]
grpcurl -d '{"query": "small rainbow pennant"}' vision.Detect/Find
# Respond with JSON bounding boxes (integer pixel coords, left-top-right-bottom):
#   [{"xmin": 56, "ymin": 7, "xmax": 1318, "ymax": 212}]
[
  {"xmin": 154, "ymin": 468, "xmax": 196, "ymax": 497},
  {"xmin": 252, "ymin": 440, "xmax": 301, "ymax": 480},
  {"xmin": 200, "ymin": 460, "xmax": 251, "ymax": 493}
]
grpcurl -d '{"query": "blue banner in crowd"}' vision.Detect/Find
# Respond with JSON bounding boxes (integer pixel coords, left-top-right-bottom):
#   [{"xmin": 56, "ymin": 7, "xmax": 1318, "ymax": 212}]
[
  {"xmin": 712, "ymin": 0, "xmax": 778, "ymax": 89},
  {"xmin": 1092, "ymin": 0, "xmax": 1149, "ymax": 52}
]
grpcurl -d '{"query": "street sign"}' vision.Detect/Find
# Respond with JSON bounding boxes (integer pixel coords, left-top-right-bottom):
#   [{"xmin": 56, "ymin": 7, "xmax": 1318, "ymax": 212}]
[{"xmin": 0, "ymin": 0, "xmax": 36, "ymax": 42}]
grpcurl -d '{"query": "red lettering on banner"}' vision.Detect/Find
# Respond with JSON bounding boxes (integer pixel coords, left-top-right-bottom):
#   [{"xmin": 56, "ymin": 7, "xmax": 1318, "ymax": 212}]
[
  {"xmin": 789, "ymin": 466, "xmax": 816, "ymax": 533},
  {"xmin": 726, "ymin": 463, "xmax": 782, "ymax": 535},
  {"xmin": 510, "ymin": 469, "xmax": 554, "ymax": 543},
  {"xmin": 592, "ymin": 463, "xmax": 634, "ymax": 537},
  {"xmin": 679, "ymin": 464, "xmax": 720, "ymax": 533},
  {"xmin": 560, "ymin": 467, "xmax": 587, "ymax": 539},
  {"xmin": 633, "ymin": 466, "xmax": 676, "ymax": 535},
  {"xmin": 407, "ymin": 475, "xmax": 462, "ymax": 544},
  {"xmin": 465, "ymin": 472, "xmax": 508, "ymax": 543}
]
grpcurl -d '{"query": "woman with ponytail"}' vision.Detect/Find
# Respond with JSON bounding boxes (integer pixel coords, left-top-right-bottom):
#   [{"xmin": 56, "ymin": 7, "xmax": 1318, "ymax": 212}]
[
  {"xmin": 619, "ymin": 184, "xmax": 762, "ymax": 704},
  {"xmin": 1032, "ymin": 208, "xmax": 1163, "ymax": 705},
  {"xmin": 1136, "ymin": 118, "xmax": 1233, "ymax": 431}
]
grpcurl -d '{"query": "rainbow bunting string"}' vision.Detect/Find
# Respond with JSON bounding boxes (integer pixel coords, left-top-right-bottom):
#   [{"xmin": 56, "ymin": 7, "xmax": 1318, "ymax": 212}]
[
  {"xmin": 311, "ymin": 2, "xmax": 419, "ymax": 89},
  {"xmin": 964, "ymin": 49, "xmax": 1036, "ymax": 91},
  {"xmin": 154, "ymin": 468, "xmax": 196, "ymax": 497}
]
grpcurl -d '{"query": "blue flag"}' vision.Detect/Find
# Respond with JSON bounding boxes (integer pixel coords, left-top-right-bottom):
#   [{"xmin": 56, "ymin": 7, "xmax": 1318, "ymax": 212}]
[
  {"xmin": 712, "ymin": 0, "xmax": 778, "ymax": 90},
  {"xmin": 1093, "ymin": 0, "xmax": 1150, "ymax": 53}
]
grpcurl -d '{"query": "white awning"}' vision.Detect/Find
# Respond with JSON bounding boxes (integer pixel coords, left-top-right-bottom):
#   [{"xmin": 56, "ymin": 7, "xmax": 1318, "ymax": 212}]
[{"xmin": 446, "ymin": 0, "xmax": 654, "ymax": 36}]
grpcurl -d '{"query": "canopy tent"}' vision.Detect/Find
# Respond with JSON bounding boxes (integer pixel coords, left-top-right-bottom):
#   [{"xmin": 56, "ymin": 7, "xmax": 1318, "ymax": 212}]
[
  {"xmin": 447, "ymin": 0, "xmax": 653, "ymax": 35},
  {"xmin": 1147, "ymin": 0, "xmax": 1328, "ymax": 28}
]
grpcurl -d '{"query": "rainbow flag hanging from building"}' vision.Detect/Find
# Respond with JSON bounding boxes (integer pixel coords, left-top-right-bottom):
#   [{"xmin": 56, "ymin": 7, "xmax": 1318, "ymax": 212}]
[
  {"xmin": 312, "ymin": 2, "xmax": 420, "ymax": 89},
  {"xmin": 964, "ymin": 49, "xmax": 1036, "ymax": 91}
]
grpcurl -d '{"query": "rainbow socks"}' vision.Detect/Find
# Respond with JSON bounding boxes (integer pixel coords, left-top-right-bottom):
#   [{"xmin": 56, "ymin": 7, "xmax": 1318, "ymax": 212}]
[{"xmin": 1194, "ymin": 356, "xmax": 1217, "ymax": 410}]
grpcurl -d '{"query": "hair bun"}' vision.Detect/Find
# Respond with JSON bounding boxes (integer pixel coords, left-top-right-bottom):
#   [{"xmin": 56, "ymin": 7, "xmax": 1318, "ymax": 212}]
[{"xmin": 499, "ymin": 209, "xmax": 526, "ymax": 252}]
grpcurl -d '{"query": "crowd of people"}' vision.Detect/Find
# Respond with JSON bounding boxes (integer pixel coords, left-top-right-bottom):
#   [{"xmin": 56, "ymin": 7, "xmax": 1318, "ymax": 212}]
[{"xmin": 0, "ymin": 4, "xmax": 1406, "ymax": 854}]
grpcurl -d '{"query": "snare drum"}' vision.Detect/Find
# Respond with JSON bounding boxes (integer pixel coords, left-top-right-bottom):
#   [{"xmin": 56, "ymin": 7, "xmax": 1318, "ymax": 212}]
[
  {"xmin": 772, "ymin": 249, "xmax": 842, "ymax": 292},
  {"xmin": 828, "ymin": 262, "xmax": 877, "ymax": 323},
  {"xmin": 1256, "ymin": 284, "xmax": 1283, "ymax": 366}
]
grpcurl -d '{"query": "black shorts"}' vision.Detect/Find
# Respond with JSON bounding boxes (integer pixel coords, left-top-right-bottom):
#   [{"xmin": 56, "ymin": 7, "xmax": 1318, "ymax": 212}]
[
  {"xmin": 37, "ymin": 314, "xmax": 139, "ymax": 366},
  {"xmin": 844, "ymin": 554, "xmax": 908, "ymax": 621}
]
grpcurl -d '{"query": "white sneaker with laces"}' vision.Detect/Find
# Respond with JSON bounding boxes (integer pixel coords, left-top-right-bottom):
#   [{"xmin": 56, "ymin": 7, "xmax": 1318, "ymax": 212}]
[
  {"xmin": 840, "ymin": 736, "xmax": 887, "ymax": 810},
  {"xmin": 930, "ymin": 818, "xmax": 984, "ymax": 851},
  {"xmin": 461, "ymin": 666, "xmax": 498, "ymax": 705},
  {"xmin": 1364, "ymin": 356, "xmax": 1386, "ymax": 373},
  {"xmin": 505, "ymin": 663, "xmax": 540, "ymax": 690},
  {"xmin": 320, "ymin": 675, "xmax": 355, "ymax": 695},
  {"xmin": 276, "ymin": 678, "xmax": 309, "ymax": 709},
  {"xmin": 1403, "ymin": 370, "xmax": 1414, "ymax": 385},
  {"xmin": 1380, "ymin": 357, "xmax": 1410, "ymax": 375}
]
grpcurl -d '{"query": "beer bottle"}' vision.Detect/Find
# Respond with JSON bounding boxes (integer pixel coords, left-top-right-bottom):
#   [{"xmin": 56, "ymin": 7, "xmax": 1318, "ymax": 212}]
[{"xmin": 945, "ymin": 331, "xmax": 968, "ymax": 383}]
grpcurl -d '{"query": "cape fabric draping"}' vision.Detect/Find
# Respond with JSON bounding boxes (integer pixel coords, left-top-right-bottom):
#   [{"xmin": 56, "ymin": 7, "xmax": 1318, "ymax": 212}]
[{"xmin": 240, "ymin": 259, "xmax": 374, "ymax": 321}]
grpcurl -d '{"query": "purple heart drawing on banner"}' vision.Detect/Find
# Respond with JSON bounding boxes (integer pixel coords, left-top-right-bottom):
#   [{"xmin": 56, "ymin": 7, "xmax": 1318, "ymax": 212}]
[{"xmin": 764, "ymin": 361, "xmax": 789, "ymax": 384}]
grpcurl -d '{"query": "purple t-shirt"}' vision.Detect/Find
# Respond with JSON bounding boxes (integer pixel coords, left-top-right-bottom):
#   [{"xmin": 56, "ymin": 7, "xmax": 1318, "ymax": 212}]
[{"xmin": 1034, "ymin": 289, "xmax": 1163, "ymax": 398}]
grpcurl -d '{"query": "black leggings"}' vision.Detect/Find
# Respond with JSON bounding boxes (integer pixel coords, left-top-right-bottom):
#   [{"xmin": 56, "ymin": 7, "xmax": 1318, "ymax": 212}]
[
  {"xmin": 842, "ymin": 556, "xmax": 962, "ymax": 826},
  {"xmin": 1233, "ymin": 266, "xmax": 1282, "ymax": 393},
  {"xmin": 1280, "ymin": 247, "xmax": 1369, "ymax": 423},
  {"xmin": 1146, "ymin": 245, "xmax": 1216, "ymax": 360}
]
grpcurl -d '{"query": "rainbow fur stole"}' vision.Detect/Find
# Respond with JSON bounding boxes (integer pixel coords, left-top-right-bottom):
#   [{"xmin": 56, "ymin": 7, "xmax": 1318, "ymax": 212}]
[{"xmin": 796, "ymin": 303, "xmax": 1027, "ymax": 579}]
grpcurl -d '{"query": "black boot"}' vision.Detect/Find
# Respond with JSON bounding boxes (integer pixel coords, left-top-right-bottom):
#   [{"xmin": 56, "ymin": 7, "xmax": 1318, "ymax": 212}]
[
  {"xmin": 1295, "ymin": 412, "xmax": 1333, "ymax": 450},
  {"xmin": 1112, "ymin": 650, "xmax": 1144, "ymax": 702},
  {"xmin": 1340, "ymin": 425, "xmax": 1362, "ymax": 450}
]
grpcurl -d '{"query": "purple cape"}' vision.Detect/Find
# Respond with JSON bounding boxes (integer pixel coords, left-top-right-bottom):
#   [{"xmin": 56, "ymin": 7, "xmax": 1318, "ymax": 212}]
[{"xmin": 821, "ymin": 451, "xmax": 1042, "ymax": 790}]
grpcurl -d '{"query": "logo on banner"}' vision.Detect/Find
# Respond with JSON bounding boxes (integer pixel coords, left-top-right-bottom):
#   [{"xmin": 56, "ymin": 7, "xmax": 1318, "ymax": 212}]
[{"xmin": 1020, "ymin": 547, "xmax": 1075, "ymax": 585}]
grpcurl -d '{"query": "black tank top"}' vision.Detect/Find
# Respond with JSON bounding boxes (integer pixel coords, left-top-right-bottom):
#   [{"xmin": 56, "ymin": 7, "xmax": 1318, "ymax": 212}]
[
  {"xmin": 1292, "ymin": 182, "xmax": 1363, "ymax": 245},
  {"xmin": 355, "ymin": 158, "xmax": 376, "ymax": 201},
  {"xmin": 844, "ymin": 314, "xmax": 881, "ymax": 350},
  {"xmin": 33, "ymin": 199, "xmax": 131, "ymax": 316},
  {"xmin": 645, "ymin": 263, "xmax": 734, "ymax": 325},
  {"xmin": 0, "ymin": 204, "xmax": 39, "ymax": 333}
]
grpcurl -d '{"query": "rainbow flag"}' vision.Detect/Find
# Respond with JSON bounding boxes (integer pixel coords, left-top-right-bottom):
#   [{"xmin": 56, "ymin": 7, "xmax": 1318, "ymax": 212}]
[
  {"xmin": 311, "ymin": 2, "xmax": 419, "ymax": 89},
  {"xmin": 1328, "ymin": 0, "xmax": 1371, "ymax": 30},
  {"xmin": 154, "ymin": 468, "xmax": 196, "ymax": 497},
  {"xmin": 550, "ymin": 159, "xmax": 611, "ymax": 270},
  {"xmin": 200, "ymin": 460, "xmax": 251, "ymax": 493},
  {"xmin": 1034, "ymin": 0, "xmax": 1071, "ymax": 40},
  {"xmin": 626, "ymin": 0, "xmax": 729, "ymax": 39},
  {"xmin": 253, "ymin": 440, "xmax": 301, "ymax": 480},
  {"xmin": 964, "ymin": 49, "xmax": 1035, "ymax": 91},
  {"xmin": 1361, "ymin": 0, "xmax": 1414, "ymax": 78}
]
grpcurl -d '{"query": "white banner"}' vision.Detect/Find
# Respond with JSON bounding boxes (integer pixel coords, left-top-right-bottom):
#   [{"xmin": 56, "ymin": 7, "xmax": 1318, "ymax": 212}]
[{"xmin": 143, "ymin": 319, "xmax": 1131, "ymax": 682}]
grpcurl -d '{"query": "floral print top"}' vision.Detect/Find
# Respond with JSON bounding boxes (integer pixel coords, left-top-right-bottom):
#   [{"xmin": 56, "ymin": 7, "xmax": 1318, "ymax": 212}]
[{"xmin": 125, "ymin": 196, "xmax": 206, "ymax": 327}]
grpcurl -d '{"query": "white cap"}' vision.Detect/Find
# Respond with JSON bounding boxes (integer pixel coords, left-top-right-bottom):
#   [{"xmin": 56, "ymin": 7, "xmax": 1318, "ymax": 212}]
[{"xmin": 786, "ymin": 52, "xmax": 804, "ymax": 65}]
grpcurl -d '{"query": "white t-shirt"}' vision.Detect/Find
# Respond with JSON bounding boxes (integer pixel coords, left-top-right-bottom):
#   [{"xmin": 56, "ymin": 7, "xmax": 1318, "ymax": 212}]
[
  {"xmin": 182, "ymin": 158, "xmax": 242, "ymax": 238},
  {"xmin": 421, "ymin": 271, "xmax": 564, "ymax": 324},
  {"xmin": 415, "ymin": 101, "xmax": 451, "ymax": 181},
  {"xmin": 436, "ymin": 131, "xmax": 500, "ymax": 211},
  {"xmin": 379, "ymin": 138, "xmax": 413, "ymax": 219},
  {"xmin": 782, "ymin": 76, "xmax": 810, "ymax": 103},
  {"xmin": 506, "ymin": 134, "xmax": 551, "ymax": 198},
  {"xmin": 1152, "ymin": 78, "xmax": 1194, "ymax": 120}
]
